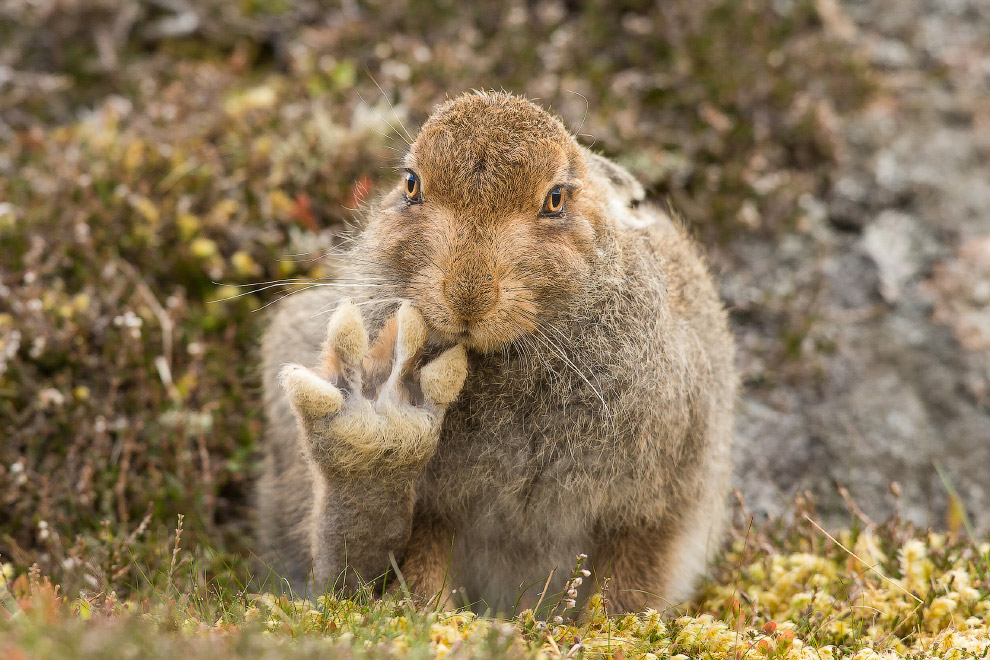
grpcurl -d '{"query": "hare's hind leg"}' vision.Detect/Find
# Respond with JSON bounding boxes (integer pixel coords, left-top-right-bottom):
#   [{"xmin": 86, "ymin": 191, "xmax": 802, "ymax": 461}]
[
  {"xmin": 594, "ymin": 505, "xmax": 725, "ymax": 613},
  {"xmin": 393, "ymin": 510, "xmax": 457, "ymax": 609},
  {"xmin": 254, "ymin": 443, "xmax": 317, "ymax": 597}
]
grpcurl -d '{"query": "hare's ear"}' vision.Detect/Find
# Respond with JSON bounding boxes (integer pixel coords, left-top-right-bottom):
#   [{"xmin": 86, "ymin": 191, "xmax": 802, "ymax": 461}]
[{"xmin": 582, "ymin": 148, "xmax": 645, "ymax": 210}]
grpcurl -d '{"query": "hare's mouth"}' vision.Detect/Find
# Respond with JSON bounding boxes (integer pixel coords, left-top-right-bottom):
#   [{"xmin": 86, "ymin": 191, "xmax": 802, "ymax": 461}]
[
  {"xmin": 419, "ymin": 295, "xmax": 537, "ymax": 354},
  {"xmin": 431, "ymin": 324, "xmax": 487, "ymax": 348},
  {"xmin": 428, "ymin": 320, "xmax": 516, "ymax": 354}
]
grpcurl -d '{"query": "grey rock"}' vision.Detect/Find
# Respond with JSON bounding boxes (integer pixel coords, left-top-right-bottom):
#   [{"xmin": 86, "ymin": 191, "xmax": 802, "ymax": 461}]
[{"xmin": 727, "ymin": 0, "xmax": 990, "ymax": 530}]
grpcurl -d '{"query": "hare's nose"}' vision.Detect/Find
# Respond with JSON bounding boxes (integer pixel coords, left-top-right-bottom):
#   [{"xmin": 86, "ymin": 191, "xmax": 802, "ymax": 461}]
[{"xmin": 442, "ymin": 266, "xmax": 499, "ymax": 324}]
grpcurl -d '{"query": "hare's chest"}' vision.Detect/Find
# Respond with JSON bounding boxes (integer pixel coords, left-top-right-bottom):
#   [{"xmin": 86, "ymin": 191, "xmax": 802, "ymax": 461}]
[
  {"xmin": 418, "ymin": 438, "xmax": 597, "ymax": 612},
  {"xmin": 417, "ymin": 361, "xmax": 618, "ymax": 529},
  {"xmin": 418, "ymin": 417, "xmax": 606, "ymax": 536}
]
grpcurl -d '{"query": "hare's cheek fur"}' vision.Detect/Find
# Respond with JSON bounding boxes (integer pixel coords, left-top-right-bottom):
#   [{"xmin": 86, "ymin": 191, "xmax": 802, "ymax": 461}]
[{"xmin": 369, "ymin": 204, "xmax": 594, "ymax": 352}]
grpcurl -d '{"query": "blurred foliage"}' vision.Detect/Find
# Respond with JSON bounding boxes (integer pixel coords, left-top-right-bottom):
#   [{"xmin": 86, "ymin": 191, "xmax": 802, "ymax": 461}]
[{"xmin": 1, "ymin": 0, "xmax": 869, "ymax": 583}]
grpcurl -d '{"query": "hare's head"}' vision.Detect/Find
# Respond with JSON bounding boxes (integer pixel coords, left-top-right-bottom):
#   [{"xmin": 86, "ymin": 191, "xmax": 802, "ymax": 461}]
[{"xmin": 364, "ymin": 91, "xmax": 611, "ymax": 353}]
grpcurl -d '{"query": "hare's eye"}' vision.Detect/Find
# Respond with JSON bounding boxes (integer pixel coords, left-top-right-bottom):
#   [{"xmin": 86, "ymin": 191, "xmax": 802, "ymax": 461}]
[
  {"xmin": 404, "ymin": 171, "xmax": 422, "ymax": 203},
  {"xmin": 540, "ymin": 186, "xmax": 564, "ymax": 216}
]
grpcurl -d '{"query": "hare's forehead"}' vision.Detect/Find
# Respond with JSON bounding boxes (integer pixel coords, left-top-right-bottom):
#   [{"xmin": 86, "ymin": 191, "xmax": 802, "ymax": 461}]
[{"xmin": 409, "ymin": 127, "xmax": 570, "ymax": 204}]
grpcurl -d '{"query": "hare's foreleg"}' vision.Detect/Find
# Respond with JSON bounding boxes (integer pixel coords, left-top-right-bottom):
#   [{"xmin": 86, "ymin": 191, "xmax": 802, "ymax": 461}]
[{"xmin": 280, "ymin": 300, "xmax": 467, "ymax": 592}]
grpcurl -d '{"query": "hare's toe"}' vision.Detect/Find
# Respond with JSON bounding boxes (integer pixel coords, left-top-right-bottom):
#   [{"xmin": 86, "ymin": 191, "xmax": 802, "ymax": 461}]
[
  {"xmin": 378, "ymin": 302, "xmax": 428, "ymax": 401},
  {"xmin": 279, "ymin": 363, "xmax": 345, "ymax": 419},
  {"xmin": 394, "ymin": 302, "xmax": 428, "ymax": 373},
  {"xmin": 420, "ymin": 345, "xmax": 468, "ymax": 406},
  {"xmin": 322, "ymin": 299, "xmax": 369, "ymax": 385}
]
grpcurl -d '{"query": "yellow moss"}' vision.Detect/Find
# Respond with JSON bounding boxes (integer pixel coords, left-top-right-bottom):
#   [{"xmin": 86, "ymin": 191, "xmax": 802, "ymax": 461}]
[
  {"xmin": 231, "ymin": 250, "xmax": 262, "ymax": 277},
  {"xmin": 177, "ymin": 212, "xmax": 201, "ymax": 240},
  {"xmin": 191, "ymin": 237, "xmax": 219, "ymax": 259},
  {"xmin": 131, "ymin": 196, "xmax": 160, "ymax": 225},
  {"xmin": 224, "ymin": 85, "xmax": 278, "ymax": 118},
  {"xmin": 72, "ymin": 293, "xmax": 91, "ymax": 312},
  {"xmin": 853, "ymin": 531, "xmax": 886, "ymax": 568},
  {"xmin": 268, "ymin": 189, "xmax": 296, "ymax": 221},
  {"xmin": 0, "ymin": 205, "xmax": 16, "ymax": 230},
  {"xmin": 210, "ymin": 199, "xmax": 240, "ymax": 225},
  {"xmin": 898, "ymin": 539, "xmax": 934, "ymax": 594},
  {"xmin": 252, "ymin": 135, "xmax": 274, "ymax": 158},
  {"xmin": 123, "ymin": 139, "xmax": 145, "ymax": 171}
]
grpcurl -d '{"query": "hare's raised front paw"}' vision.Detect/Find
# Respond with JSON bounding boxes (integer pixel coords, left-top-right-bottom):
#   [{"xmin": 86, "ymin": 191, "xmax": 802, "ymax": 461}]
[{"xmin": 279, "ymin": 300, "xmax": 467, "ymax": 475}]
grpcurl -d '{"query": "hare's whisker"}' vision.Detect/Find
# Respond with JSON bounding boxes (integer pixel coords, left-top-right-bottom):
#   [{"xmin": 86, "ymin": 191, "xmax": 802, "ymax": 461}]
[
  {"xmin": 369, "ymin": 73, "xmax": 416, "ymax": 144},
  {"xmin": 357, "ymin": 91, "xmax": 411, "ymax": 148}
]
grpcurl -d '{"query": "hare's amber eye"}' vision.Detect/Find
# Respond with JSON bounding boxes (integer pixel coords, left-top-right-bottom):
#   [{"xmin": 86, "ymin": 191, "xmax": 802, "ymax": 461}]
[
  {"xmin": 404, "ymin": 171, "xmax": 421, "ymax": 202},
  {"xmin": 541, "ymin": 186, "xmax": 564, "ymax": 216}
]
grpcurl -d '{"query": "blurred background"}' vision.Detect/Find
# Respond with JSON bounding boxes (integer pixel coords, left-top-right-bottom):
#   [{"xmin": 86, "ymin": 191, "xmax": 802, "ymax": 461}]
[{"xmin": 1, "ymin": 0, "xmax": 988, "ymax": 584}]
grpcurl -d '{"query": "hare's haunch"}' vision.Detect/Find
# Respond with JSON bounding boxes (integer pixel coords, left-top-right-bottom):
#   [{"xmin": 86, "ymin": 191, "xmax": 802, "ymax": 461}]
[{"xmin": 256, "ymin": 91, "xmax": 737, "ymax": 614}]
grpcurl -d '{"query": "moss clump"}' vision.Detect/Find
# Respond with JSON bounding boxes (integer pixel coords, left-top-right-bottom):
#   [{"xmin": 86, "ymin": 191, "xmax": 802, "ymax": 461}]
[{"xmin": 2, "ymin": 514, "xmax": 988, "ymax": 658}]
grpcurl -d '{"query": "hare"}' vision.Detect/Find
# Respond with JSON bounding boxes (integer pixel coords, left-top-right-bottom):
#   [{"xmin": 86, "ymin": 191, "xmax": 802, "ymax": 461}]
[{"xmin": 256, "ymin": 90, "xmax": 737, "ymax": 614}]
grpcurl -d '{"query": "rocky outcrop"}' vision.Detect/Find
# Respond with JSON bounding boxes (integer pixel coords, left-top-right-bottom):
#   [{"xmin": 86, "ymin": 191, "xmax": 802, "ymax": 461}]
[{"xmin": 727, "ymin": 0, "xmax": 990, "ymax": 529}]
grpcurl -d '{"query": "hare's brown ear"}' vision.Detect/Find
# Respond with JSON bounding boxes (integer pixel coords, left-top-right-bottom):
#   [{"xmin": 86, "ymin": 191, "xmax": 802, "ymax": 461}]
[{"xmin": 582, "ymin": 148, "xmax": 645, "ymax": 209}]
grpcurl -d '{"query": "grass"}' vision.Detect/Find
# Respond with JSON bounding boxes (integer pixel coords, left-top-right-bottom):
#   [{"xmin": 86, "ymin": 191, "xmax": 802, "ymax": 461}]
[
  {"xmin": 2, "ymin": 508, "xmax": 988, "ymax": 658},
  {"xmin": 4, "ymin": 0, "xmax": 986, "ymax": 657}
]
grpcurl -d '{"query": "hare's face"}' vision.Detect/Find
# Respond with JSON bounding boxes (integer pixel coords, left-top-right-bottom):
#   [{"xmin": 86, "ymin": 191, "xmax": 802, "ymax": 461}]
[{"xmin": 366, "ymin": 92, "xmax": 608, "ymax": 353}]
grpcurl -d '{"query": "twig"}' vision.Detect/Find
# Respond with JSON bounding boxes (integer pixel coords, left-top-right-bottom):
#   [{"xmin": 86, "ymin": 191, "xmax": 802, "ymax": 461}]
[
  {"xmin": 803, "ymin": 514, "xmax": 922, "ymax": 604},
  {"xmin": 167, "ymin": 514, "xmax": 185, "ymax": 594},
  {"xmin": 118, "ymin": 258, "xmax": 179, "ymax": 401},
  {"xmin": 837, "ymin": 484, "xmax": 876, "ymax": 529}
]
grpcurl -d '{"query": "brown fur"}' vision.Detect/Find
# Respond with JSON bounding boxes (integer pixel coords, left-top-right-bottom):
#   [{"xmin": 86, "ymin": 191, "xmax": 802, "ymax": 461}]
[
  {"xmin": 397, "ymin": 511, "xmax": 457, "ymax": 606},
  {"xmin": 256, "ymin": 91, "xmax": 737, "ymax": 614}
]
